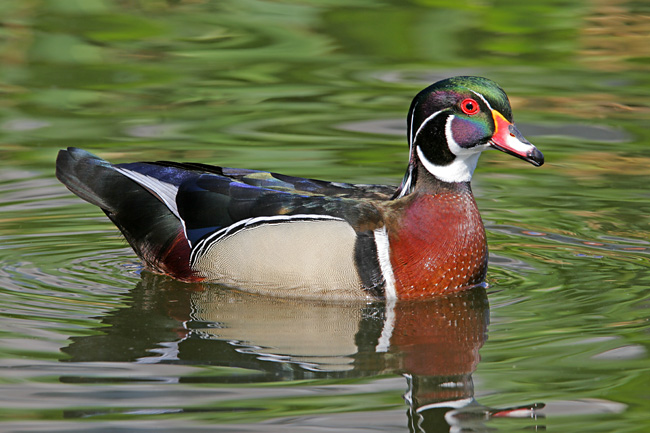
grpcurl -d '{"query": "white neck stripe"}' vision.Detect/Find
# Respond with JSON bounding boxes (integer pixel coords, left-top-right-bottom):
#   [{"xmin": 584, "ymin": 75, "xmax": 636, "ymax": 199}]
[
  {"xmin": 412, "ymin": 108, "xmax": 446, "ymax": 147},
  {"xmin": 398, "ymin": 105, "xmax": 445, "ymax": 199},
  {"xmin": 408, "ymin": 100, "xmax": 419, "ymax": 147},
  {"xmin": 395, "ymin": 167, "xmax": 412, "ymax": 199}
]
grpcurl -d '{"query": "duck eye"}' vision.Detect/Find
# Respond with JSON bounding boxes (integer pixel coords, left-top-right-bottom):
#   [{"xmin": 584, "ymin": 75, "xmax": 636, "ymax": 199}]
[{"xmin": 460, "ymin": 98, "xmax": 480, "ymax": 115}]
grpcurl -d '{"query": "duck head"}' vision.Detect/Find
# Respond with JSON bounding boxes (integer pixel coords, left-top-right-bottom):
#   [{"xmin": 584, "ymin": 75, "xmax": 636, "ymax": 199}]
[{"xmin": 397, "ymin": 76, "xmax": 543, "ymax": 196}]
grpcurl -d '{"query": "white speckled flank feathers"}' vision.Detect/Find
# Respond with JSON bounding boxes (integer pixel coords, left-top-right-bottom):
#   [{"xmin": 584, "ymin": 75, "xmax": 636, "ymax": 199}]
[{"xmin": 191, "ymin": 217, "xmax": 369, "ymax": 299}]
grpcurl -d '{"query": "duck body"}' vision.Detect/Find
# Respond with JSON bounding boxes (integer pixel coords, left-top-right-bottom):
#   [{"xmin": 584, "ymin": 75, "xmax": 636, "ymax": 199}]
[{"xmin": 56, "ymin": 76, "xmax": 543, "ymax": 300}]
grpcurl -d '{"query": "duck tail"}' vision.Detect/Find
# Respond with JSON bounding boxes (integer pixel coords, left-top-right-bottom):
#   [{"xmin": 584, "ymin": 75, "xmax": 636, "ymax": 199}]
[{"xmin": 55, "ymin": 147, "xmax": 198, "ymax": 281}]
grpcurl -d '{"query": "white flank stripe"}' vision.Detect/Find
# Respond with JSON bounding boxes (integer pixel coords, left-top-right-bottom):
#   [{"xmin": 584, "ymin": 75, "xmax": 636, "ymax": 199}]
[
  {"xmin": 375, "ymin": 298, "xmax": 396, "ymax": 352},
  {"xmin": 190, "ymin": 214, "xmax": 345, "ymax": 266},
  {"xmin": 373, "ymin": 226, "xmax": 397, "ymax": 300}
]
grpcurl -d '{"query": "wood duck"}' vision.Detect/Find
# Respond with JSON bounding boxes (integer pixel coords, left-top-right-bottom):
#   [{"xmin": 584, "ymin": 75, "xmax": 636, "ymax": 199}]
[{"xmin": 56, "ymin": 76, "xmax": 543, "ymax": 300}]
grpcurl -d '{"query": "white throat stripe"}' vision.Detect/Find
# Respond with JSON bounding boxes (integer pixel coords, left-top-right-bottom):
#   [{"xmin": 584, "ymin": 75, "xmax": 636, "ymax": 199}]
[{"xmin": 416, "ymin": 144, "xmax": 480, "ymax": 184}]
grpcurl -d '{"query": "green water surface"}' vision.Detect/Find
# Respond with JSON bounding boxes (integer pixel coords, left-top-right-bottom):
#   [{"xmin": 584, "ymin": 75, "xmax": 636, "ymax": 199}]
[{"xmin": 0, "ymin": 1, "xmax": 649, "ymax": 432}]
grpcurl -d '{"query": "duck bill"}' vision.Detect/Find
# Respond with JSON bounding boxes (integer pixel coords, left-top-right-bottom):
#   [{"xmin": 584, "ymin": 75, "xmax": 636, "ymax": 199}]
[{"xmin": 489, "ymin": 110, "xmax": 544, "ymax": 166}]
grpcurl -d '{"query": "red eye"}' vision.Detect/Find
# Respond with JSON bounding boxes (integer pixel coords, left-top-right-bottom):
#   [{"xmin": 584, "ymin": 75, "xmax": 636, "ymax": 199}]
[{"xmin": 460, "ymin": 98, "xmax": 480, "ymax": 115}]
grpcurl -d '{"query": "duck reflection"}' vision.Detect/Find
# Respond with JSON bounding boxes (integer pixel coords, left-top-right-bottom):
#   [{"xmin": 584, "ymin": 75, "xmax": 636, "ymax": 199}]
[{"xmin": 63, "ymin": 273, "xmax": 542, "ymax": 431}]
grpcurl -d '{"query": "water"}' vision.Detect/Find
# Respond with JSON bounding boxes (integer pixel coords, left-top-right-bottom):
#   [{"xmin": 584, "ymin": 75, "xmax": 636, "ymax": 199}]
[{"xmin": 1, "ymin": 1, "xmax": 649, "ymax": 431}]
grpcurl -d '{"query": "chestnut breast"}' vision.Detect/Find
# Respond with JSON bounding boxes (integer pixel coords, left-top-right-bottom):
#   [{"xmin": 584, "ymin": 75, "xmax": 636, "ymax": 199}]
[{"xmin": 387, "ymin": 189, "xmax": 488, "ymax": 298}]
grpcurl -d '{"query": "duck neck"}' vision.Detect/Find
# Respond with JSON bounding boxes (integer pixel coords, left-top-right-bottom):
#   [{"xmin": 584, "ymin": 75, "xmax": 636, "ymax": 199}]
[
  {"xmin": 394, "ymin": 157, "xmax": 478, "ymax": 198},
  {"xmin": 412, "ymin": 163, "xmax": 473, "ymax": 195}
]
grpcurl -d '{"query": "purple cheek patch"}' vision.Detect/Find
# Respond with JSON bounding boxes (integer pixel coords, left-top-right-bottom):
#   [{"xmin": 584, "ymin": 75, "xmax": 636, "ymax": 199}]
[{"xmin": 450, "ymin": 117, "xmax": 489, "ymax": 148}]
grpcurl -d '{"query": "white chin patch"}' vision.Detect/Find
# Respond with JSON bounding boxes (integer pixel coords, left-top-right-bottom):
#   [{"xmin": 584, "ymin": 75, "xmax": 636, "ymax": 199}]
[
  {"xmin": 417, "ymin": 146, "xmax": 480, "ymax": 183},
  {"xmin": 415, "ymin": 115, "xmax": 485, "ymax": 183}
]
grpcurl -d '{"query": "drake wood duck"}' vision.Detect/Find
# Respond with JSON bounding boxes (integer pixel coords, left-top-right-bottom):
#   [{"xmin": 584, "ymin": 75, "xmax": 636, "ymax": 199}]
[{"xmin": 56, "ymin": 76, "xmax": 543, "ymax": 300}]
